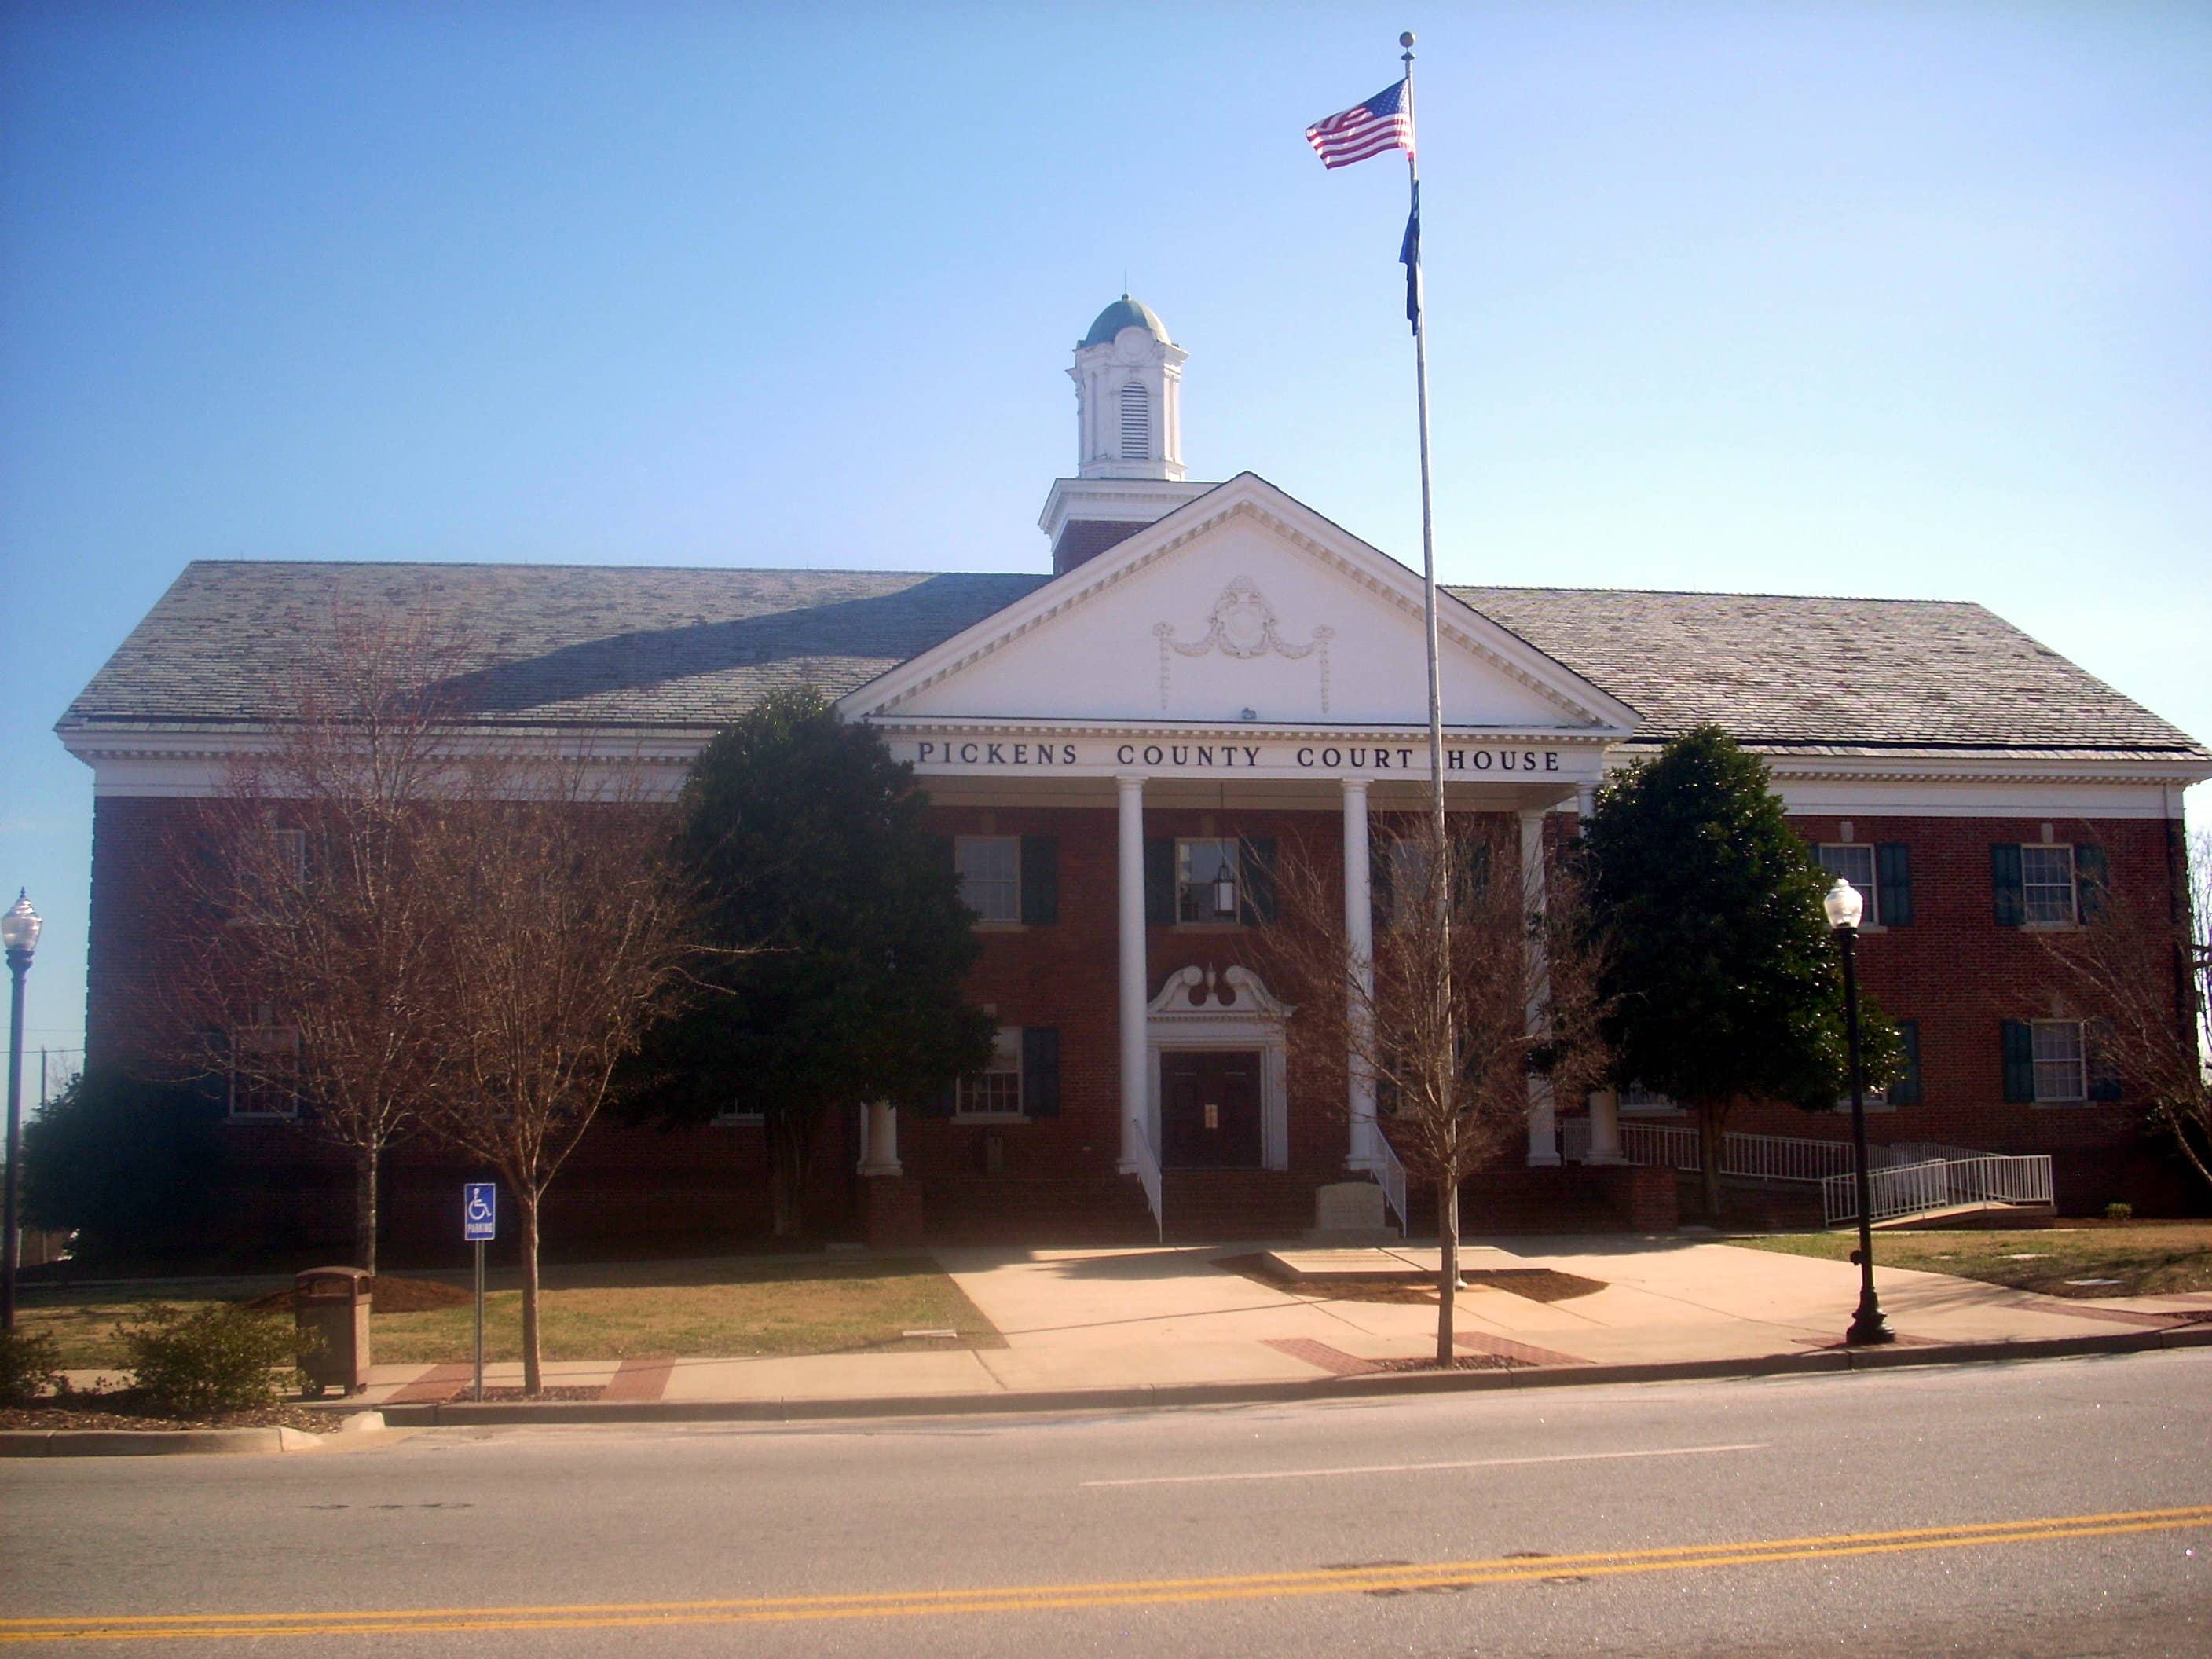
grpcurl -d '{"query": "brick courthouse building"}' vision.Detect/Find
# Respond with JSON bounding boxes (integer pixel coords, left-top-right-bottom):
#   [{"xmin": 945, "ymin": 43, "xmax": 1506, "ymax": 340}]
[{"xmin": 58, "ymin": 297, "xmax": 2211, "ymax": 1251}]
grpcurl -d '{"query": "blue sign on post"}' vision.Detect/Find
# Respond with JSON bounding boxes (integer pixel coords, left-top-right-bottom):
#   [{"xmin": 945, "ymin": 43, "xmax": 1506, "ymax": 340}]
[{"xmin": 463, "ymin": 1182, "xmax": 497, "ymax": 1243}]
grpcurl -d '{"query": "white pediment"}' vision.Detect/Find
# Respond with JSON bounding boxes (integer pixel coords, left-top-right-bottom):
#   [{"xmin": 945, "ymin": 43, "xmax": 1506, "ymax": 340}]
[{"xmin": 840, "ymin": 474, "xmax": 1637, "ymax": 734}]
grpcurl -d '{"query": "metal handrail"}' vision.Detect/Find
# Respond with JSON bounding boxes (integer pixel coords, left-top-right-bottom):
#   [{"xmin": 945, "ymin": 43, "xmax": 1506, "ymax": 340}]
[
  {"xmin": 1130, "ymin": 1121, "xmax": 1164, "ymax": 1243},
  {"xmin": 1823, "ymin": 1153, "xmax": 2055, "ymax": 1228},
  {"xmin": 1373, "ymin": 1132, "xmax": 1410, "ymax": 1238}
]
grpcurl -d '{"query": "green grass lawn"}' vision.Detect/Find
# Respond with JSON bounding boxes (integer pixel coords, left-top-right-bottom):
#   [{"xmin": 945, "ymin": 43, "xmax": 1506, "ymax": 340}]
[
  {"xmin": 1734, "ymin": 1221, "xmax": 2212, "ymax": 1298},
  {"xmin": 17, "ymin": 1255, "xmax": 1005, "ymax": 1370}
]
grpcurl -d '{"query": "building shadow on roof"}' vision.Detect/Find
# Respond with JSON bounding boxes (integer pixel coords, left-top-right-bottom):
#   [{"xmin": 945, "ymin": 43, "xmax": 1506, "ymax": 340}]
[{"xmin": 426, "ymin": 573, "xmax": 1044, "ymax": 719}]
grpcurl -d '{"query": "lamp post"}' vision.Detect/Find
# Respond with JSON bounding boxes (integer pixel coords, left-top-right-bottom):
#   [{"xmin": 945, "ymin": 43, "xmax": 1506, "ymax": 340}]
[
  {"xmin": 2, "ymin": 890, "xmax": 42, "ymax": 1331},
  {"xmin": 1824, "ymin": 877, "xmax": 1892, "ymax": 1346}
]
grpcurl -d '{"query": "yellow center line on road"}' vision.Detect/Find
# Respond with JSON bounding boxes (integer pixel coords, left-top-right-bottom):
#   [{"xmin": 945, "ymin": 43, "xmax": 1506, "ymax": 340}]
[{"xmin": 5, "ymin": 1503, "xmax": 2207, "ymax": 1644}]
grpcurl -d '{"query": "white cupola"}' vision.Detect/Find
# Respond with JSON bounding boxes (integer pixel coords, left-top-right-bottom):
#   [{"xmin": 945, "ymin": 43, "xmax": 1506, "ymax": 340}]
[
  {"xmin": 1071, "ymin": 295, "xmax": 1185, "ymax": 481},
  {"xmin": 1042, "ymin": 295, "xmax": 1214, "ymax": 575}
]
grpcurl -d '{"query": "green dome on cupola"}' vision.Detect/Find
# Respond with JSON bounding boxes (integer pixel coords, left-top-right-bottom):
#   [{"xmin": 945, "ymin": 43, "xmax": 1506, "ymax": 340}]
[{"xmin": 1081, "ymin": 295, "xmax": 1172, "ymax": 349}]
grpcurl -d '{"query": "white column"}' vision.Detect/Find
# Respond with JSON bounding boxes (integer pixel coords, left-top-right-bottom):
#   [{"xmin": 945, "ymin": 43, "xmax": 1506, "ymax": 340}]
[
  {"xmin": 1587, "ymin": 1088, "xmax": 1626, "ymax": 1164},
  {"xmin": 1342, "ymin": 778, "xmax": 1378, "ymax": 1169},
  {"xmin": 1521, "ymin": 808, "xmax": 1561, "ymax": 1167},
  {"xmin": 1116, "ymin": 774, "xmax": 1148, "ymax": 1172},
  {"xmin": 859, "ymin": 1099, "xmax": 901, "ymax": 1176}
]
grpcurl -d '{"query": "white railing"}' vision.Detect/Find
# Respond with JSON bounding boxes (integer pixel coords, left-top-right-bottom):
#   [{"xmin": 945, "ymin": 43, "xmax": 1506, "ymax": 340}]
[
  {"xmin": 1823, "ymin": 1153, "xmax": 2055, "ymax": 1228},
  {"xmin": 1723, "ymin": 1131, "xmax": 1861, "ymax": 1186},
  {"xmin": 1372, "ymin": 1133, "xmax": 1410, "ymax": 1238},
  {"xmin": 1622, "ymin": 1121, "xmax": 1700, "ymax": 1171},
  {"xmin": 1130, "ymin": 1124, "xmax": 1164, "ymax": 1242}
]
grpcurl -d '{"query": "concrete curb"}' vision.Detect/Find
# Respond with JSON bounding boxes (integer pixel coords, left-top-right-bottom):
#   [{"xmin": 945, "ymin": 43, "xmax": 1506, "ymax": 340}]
[
  {"xmin": 378, "ymin": 1326, "xmax": 2212, "ymax": 1428},
  {"xmin": 0, "ymin": 1412, "xmax": 387, "ymax": 1459}
]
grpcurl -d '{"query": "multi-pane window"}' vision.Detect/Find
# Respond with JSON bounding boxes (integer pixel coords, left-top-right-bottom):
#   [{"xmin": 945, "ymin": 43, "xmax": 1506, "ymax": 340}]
[
  {"xmin": 1619, "ymin": 1082, "xmax": 1677, "ymax": 1115},
  {"xmin": 956, "ymin": 1028, "xmax": 1024, "ymax": 1118},
  {"xmin": 229, "ymin": 1027, "xmax": 301, "ymax": 1119},
  {"xmin": 955, "ymin": 837, "xmax": 1020, "ymax": 924},
  {"xmin": 2031, "ymin": 1020, "xmax": 2086, "ymax": 1104},
  {"xmin": 1176, "ymin": 839, "xmax": 1243, "ymax": 924},
  {"xmin": 2020, "ymin": 845, "xmax": 2077, "ymax": 925},
  {"xmin": 1816, "ymin": 844, "xmax": 1877, "ymax": 921}
]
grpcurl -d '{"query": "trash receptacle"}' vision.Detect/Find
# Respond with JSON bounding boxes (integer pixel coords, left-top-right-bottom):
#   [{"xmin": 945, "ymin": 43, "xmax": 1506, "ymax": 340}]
[{"xmin": 295, "ymin": 1267, "xmax": 372, "ymax": 1396}]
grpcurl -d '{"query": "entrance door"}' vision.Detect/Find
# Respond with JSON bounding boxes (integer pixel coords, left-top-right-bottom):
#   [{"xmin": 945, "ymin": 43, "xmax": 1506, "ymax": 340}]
[{"xmin": 1160, "ymin": 1050, "xmax": 1263, "ymax": 1170}]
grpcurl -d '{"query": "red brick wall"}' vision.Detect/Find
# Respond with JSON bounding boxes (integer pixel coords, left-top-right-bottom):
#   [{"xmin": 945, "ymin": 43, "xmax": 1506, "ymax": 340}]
[{"xmin": 81, "ymin": 792, "xmax": 2201, "ymax": 1251}]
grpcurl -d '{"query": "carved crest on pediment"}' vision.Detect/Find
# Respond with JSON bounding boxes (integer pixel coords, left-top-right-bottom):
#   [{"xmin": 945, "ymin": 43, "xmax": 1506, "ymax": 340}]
[{"xmin": 1152, "ymin": 577, "xmax": 1335, "ymax": 712}]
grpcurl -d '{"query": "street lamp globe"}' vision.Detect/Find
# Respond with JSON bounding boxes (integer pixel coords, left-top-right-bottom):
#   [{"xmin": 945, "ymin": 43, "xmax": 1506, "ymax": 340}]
[
  {"xmin": 1, "ymin": 891, "xmax": 38, "ymax": 960},
  {"xmin": 1822, "ymin": 876, "xmax": 1863, "ymax": 933}
]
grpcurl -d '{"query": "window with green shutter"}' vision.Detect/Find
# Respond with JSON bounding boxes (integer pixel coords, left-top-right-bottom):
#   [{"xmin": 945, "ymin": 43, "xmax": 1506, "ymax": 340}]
[
  {"xmin": 1991, "ymin": 844, "xmax": 2026, "ymax": 927},
  {"xmin": 1021, "ymin": 1026, "xmax": 1060, "ymax": 1117},
  {"xmin": 2000, "ymin": 1020, "xmax": 2035, "ymax": 1102},
  {"xmin": 1876, "ymin": 843, "xmax": 1913, "ymax": 926},
  {"xmin": 1019, "ymin": 835, "xmax": 1058, "ymax": 925}
]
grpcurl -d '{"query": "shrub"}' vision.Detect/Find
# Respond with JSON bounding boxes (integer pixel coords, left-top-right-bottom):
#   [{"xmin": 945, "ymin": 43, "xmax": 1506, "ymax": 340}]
[
  {"xmin": 22, "ymin": 1069, "xmax": 225, "ymax": 1260},
  {"xmin": 2105, "ymin": 1201, "xmax": 2134, "ymax": 1223},
  {"xmin": 116, "ymin": 1303, "xmax": 306, "ymax": 1416},
  {"xmin": 1, "ymin": 1328, "xmax": 65, "ymax": 1407}
]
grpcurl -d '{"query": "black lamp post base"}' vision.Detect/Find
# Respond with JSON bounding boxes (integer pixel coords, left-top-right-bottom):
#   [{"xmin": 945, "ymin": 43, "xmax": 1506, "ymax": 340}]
[{"xmin": 1846, "ymin": 1301, "xmax": 1895, "ymax": 1346}]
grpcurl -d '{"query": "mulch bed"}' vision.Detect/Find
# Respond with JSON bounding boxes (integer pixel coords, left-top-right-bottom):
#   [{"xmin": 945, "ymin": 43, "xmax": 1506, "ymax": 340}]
[
  {"xmin": 1216, "ymin": 1255, "xmax": 1606, "ymax": 1307},
  {"xmin": 1, "ymin": 1393, "xmax": 343, "ymax": 1434},
  {"xmin": 467, "ymin": 1386, "xmax": 605, "ymax": 1403},
  {"xmin": 240, "ymin": 1276, "xmax": 472, "ymax": 1314},
  {"xmin": 1366, "ymin": 1354, "xmax": 1523, "ymax": 1373}
]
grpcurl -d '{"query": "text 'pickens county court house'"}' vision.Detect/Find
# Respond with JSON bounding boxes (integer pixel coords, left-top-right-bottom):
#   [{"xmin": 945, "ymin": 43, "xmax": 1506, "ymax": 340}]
[{"xmin": 58, "ymin": 297, "xmax": 2211, "ymax": 1249}]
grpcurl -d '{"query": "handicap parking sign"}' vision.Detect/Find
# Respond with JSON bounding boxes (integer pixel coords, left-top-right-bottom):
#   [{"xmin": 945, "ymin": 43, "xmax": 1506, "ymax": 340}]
[{"xmin": 463, "ymin": 1182, "xmax": 496, "ymax": 1243}]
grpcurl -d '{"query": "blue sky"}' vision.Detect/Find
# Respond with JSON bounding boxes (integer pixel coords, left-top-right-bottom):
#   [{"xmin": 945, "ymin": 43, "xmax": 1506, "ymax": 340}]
[{"xmin": 4, "ymin": 2, "xmax": 2207, "ymax": 1078}]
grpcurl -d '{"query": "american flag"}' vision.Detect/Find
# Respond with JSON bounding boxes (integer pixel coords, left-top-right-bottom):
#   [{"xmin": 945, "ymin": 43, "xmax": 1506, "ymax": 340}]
[{"xmin": 1305, "ymin": 78, "xmax": 1415, "ymax": 169}]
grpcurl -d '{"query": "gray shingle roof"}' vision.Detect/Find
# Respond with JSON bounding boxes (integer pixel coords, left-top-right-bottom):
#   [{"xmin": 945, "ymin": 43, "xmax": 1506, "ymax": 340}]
[
  {"xmin": 1452, "ymin": 585, "xmax": 2207, "ymax": 761},
  {"xmin": 58, "ymin": 560, "xmax": 2206, "ymax": 765},
  {"xmin": 59, "ymin": 561, "xmax": 1050, "ymax": 732}
]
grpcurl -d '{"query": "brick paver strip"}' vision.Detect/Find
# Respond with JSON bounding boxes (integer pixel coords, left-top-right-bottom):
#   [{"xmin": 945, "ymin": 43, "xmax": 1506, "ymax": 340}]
[
  {"xmin": 1263, "ymin": 1338, "xmax": 1382, "ymax": 1377},
  {"xmin": 383, "ymin": 1362, "xmax": 474, "ymax": 1405},
  {"xmin": 1453, "ymin": 1331, "xmax": 1589, "ymax": 1368},
  {"xmin": 602, "ymin": 1358, "xmax": 675, "ymax": 1403}
]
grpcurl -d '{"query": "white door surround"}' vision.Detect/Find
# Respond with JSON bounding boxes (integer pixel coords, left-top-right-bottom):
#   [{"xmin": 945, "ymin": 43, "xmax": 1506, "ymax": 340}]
[{"xmin": 1144, "ymin": 965, "xmax": 1291, "ymax": 1172}]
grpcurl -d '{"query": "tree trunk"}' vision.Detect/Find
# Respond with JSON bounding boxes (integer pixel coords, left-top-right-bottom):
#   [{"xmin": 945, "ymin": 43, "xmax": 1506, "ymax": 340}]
[
  {"xmin": 518, "ymin": 1187, "xmax": 543, "ymax": 1396},
  {"xmin": 1697, "ymin": 1100, "xmax": 1727, "ymax": 1225},
  {"xmin": 352, "ymin": 1148, "xmax": 379, "ymax": 1278},
  {"xmin": 1435, "ymin": 1173, "xmax": 1459, "ymax": 1366}
]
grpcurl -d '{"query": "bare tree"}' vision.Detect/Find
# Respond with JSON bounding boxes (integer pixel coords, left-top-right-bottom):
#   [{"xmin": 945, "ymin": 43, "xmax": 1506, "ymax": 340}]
[
  {"xmin": 415, "ymin": 765, "xmax": 697, "ymax": 1395},
  {"xmin": 2045, "ymin": 829, "xmax": 2211, "ymax": 1192},
  {"xmin": 159, "ymin": 606, "xmax": 474, "ymax": 1274},
  {"xmin": 1264, "ymin": 816, "xmax": 1610, "ymax": 1364}
]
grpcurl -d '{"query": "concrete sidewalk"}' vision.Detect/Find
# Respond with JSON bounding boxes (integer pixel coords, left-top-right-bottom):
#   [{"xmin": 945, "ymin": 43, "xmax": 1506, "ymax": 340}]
[{"xmin": 262, "ymin": 1235, "xmax": 2212, "ymax": 1419}]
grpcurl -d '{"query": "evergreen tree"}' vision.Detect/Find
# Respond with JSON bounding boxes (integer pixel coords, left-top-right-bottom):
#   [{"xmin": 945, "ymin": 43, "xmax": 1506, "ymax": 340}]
[
  {"xmin": 634, "ymin": 690, "xmax": 995, "ymax": 1235},
  {"xmin": 1583, "ymin": 725, "xmax": 1898, "ymax": 1221}
]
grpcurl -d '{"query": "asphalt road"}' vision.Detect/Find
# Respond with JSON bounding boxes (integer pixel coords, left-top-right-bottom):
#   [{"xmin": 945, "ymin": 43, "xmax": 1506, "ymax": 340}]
[{"xmin": 5, "ymin": 1351, "xmax": 2210, "ymax": 1657}]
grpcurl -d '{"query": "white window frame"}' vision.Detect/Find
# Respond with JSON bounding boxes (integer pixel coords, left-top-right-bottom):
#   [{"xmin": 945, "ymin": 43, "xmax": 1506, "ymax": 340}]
[
  {"xmin": 2031, "ymin": 1020, "xmax": 2087, "ymax": 1104},
  {"xmin": 229, "ymin": 1026, "xmax": 302, "ymax": 1120},
  {"xmin": 1618, "ymin": 1082, "xmax": 1679, "ymax": 1116},
  {"xmin": 955, "ymin": 835, "xmax": 1022, "ymax": 926},
  {"xmin": 2020, "ymin": 844, "xmax": 2078, "ymax": 927},
  {"xmin": 1175, "ymin": 837, "xmax": 1244, "ymax": 926},
  {"xmin": 1816, "ymin": 843, "xmax": 1883, "ymax": 929},
  {"xmin": 955, "ymin": 1027, "xmax": 1025, "ymax": 1121}
]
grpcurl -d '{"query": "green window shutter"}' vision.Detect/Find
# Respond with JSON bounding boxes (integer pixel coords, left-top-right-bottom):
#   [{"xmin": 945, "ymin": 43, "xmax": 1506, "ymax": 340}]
[
  {"xmin": 1240, "ymin": 837, "xmax": 1278, "ymax": 925},
  {"xmin": 1370, "ymin": 840, "xmax": 1395, "ymax": 928},
  {"xmin": 1020, "ymin": 835, "xmax": 1058, "ymax": 926},
  {"xmin": 1022, "ymin": 1026, "xmax": 1060, "ymax": 1117},
  {"xmin": 1889, "ymin": 1020, "xmax": 1922, "ymax": 1106},
  {"xmin": 1144, "ymin": 838, "xmax": 1176, "ymax": 926},
  {"xmin": 2086, "ymin": 1020, "xmax": 2122, "ymax": 1101},
  {"xmin": 1990, "ymin": 844, "xmax": 2025, "ymax": 927},
  {"xmin": 1459, "ymin": 838, "xmax": 1493, "ymax": 906},
  {"xmin": 2000, "ymin": 1020, "xmax": 2034, "ymax": 1103},
  {"xmin": 2074, "ymin": 844, "xmax": 2108, "ymax": 923},
  {"xmin": 1877, "ymin": 843, "xmax": 1913, "ymax": 927}
]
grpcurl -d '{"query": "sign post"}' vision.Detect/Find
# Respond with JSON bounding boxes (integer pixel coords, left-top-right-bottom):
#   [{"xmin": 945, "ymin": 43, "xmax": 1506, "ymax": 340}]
[{"xmin": 463, "ymin": 1182, "xmax": 496, "ymax": 1402}]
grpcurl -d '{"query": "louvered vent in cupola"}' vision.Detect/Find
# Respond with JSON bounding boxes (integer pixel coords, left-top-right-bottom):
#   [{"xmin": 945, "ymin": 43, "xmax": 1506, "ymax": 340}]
[{"xmin": 1119, "ymin": 383, "xmax": 1150, "ymax": 460}]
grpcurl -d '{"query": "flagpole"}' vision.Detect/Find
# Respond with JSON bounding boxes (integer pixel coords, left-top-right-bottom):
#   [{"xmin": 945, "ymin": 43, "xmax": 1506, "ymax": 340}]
[{"xmin": 1400, "ymin": 33, "xmax": 1446, "ymax": 866}]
